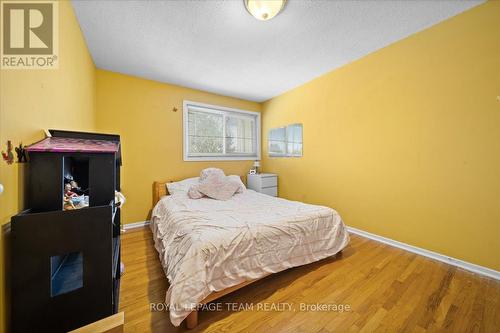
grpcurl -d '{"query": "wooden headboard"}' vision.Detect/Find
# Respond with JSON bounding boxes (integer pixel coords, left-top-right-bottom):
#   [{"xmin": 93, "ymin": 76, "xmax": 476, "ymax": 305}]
[
  {"xmin": 153, "ymin": 175, "xmax": 246, "ymax": 206},
  {"xmin": 153, "ymin": 180, "xmax": 170, "ymax": 206}
]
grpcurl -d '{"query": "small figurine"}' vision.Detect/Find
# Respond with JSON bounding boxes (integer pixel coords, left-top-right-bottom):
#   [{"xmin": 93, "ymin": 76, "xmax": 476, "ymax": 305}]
[
  {"xmin": 1, "ymin": 141, "xmax": 14, "ymax": 165},
  {"xmin": 69, "ymin": 180, "xmax": 84, "ymax": 195},
  {"xmin": 15, "ymin": 143, "xmax": 28, "ymax": 163},
  {"xmin": 63, "ymin": 183, "xmax": 77, "ymax": 210}
]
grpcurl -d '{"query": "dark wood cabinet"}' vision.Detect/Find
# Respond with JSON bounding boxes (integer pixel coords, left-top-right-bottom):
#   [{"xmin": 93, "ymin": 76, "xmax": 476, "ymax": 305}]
[{"xmin": 10, "ymin": 130, "xmax": 122, "ymax": 333}]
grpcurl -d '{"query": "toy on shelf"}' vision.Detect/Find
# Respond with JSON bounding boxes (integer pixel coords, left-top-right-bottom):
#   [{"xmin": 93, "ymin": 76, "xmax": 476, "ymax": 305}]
[
  {"xmin": 2, "ymin": 140, "xmax": 14, "ymax": 164},
  {"xmin": 15, "ymin": 143, "xmax": 28, "ymax": 163},
  {"xmin": 63, "ymin": 181, "xmax": 89, "ymax": 211},
  {"xmin": 63, "ymin": 183, "xmax": 77, "ymax": 210},
  {"xmin": 64, "ymin": 176, "xmax": 86, "ymax": 196}
]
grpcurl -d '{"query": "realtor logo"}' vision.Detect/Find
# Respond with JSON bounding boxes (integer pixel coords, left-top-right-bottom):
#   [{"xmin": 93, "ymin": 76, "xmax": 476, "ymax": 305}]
[{"xmin": 1, "ymin": 1, "xmax": 58, "ymax": 69}]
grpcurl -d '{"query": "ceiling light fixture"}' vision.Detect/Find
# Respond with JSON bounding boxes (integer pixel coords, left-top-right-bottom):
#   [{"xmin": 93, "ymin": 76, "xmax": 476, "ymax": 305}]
[{"xmin": 244, "ymin": 0, "xmax": 287, "ymax": 21}]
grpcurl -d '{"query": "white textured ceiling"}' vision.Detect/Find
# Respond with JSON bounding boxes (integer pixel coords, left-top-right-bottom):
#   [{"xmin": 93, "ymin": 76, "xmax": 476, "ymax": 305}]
[{"xmin": 72, "ymin": 0, "xmax": 482, "ymax": 102}]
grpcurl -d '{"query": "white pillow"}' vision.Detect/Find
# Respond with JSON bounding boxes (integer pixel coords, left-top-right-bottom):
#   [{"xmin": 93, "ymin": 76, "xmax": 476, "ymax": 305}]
[
  {"xmin": 228, "ymin": 175, "xmax": 246, "ymax": 193},
  {"xmin": 188, "ymin": 174, "xmax": 240, "ymax": 200},
  {"xmin": 166, "ymin": 177, "xmax": 199, "ymax": 195}
]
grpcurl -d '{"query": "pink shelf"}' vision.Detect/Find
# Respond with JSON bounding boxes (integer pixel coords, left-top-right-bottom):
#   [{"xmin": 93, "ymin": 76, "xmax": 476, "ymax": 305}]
[{"xmin": 26, "ymin": 137, "xmax": 119, "ymax": 153}]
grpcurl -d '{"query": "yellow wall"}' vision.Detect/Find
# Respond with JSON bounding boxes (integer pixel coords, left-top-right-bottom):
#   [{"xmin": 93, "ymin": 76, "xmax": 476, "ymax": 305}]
[
  {"xmin": 1, "ymin": 2, "xmax": 498, "ymax": 331},
  {"xmin": 0, "ymin": 1, "xmax": 96, "ymax": 331},
  {"xmin": 95, "ymin": 70, "xmax": 261, "ymax": 224},
  {"xmin": 262, "ymin": 1, "xmax": 500, "ymax": 271}
]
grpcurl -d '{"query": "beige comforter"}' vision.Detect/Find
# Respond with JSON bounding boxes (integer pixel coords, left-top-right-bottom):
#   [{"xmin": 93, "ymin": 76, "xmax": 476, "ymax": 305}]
[{"xmin": 151, "ymin": 190, "xmax": 349, "ymax": 326}]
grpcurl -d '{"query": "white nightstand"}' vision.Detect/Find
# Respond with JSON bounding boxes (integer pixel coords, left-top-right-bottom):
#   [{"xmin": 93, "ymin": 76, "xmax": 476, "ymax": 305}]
[{"xmin": 247, "ymin": 173, "xmax": 278, "ymax": 197}]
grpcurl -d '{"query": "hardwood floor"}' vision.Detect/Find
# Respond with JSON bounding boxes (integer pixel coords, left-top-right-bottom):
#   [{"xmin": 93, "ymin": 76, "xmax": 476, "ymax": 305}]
[{"xmin": 119, "ymin": 227, "xmax": 500, "ymax": 332}]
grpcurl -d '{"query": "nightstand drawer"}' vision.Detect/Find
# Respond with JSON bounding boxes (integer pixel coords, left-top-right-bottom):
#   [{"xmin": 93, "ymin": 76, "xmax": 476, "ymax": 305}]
[
  {"xmin": 261, "ymin": 176, "xmax": 277, "ymax": 188},
  {"xmin": 247, "ymin": 173, "xmax": 278, "ymax": 197},
  {"xmin": 261, "ymin": 186, "xmax": 277, "ymax": 197}
]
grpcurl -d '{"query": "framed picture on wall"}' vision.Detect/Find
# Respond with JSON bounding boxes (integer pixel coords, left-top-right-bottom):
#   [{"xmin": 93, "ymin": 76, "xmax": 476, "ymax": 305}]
[
  {"xmin": 268, "ymin": 123, "xmax": 302, "ymax": 157},
  {"xmin": 268, "ymin": 126, "xmax": 287, "ymax": 156}
]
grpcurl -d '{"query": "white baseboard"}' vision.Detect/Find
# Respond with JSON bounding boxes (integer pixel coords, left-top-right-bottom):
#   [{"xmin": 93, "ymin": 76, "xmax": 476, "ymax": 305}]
[
  {"xmin": 122, "ymin": 220, "xmax": 150, "ymax": 230},
  {"xmin": 347, "ymin": 226, "xmax": 500, "ymax": 281}
]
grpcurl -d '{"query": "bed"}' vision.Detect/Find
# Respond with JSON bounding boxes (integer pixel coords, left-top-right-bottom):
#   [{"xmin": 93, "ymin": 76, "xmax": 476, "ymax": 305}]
[{"xmin": 150, "ymin": 177, "xmax": 349, "ymax": 328}]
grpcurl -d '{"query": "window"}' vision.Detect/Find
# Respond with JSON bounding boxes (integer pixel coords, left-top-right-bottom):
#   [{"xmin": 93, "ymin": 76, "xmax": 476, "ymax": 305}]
[
  {"xmin": 183, "ymin": 101, "xmax": 261, "ymax": 161},
  {"xmin": 286, "ymin": 123, "xmax": 303, "ymax": 157},
  {"xmin": 268, "ymin": 126, "xmax": 287, "ymax": 156},
  {"xmin": 268, "ymin": 123, "xmax": 303, "ymax": 157}
]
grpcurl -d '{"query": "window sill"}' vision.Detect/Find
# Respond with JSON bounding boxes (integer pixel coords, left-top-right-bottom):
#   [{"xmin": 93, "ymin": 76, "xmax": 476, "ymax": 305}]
[{"xmin": 184, "ymin": 156, "xmax": 259, "ymax": 162}]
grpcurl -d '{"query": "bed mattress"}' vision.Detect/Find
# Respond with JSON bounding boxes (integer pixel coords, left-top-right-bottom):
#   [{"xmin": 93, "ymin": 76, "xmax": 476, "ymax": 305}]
[{"xmin": 150, "ymin": 189, "xmax": 349, "ymax": 326}]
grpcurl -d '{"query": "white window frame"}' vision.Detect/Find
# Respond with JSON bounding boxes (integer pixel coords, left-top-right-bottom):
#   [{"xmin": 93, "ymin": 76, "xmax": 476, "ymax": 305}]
[{"xmin": 183, "ymin": 100, "xmax": 261, "ymax": 161}]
